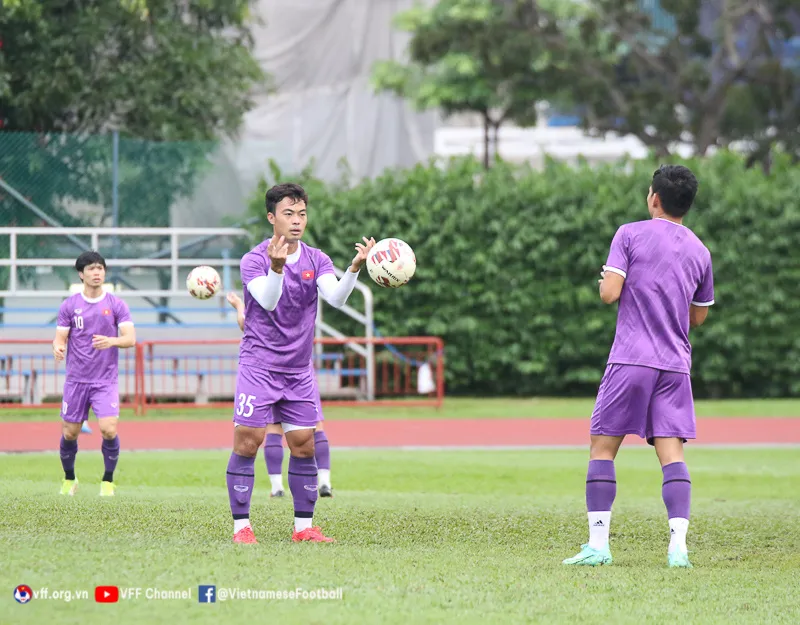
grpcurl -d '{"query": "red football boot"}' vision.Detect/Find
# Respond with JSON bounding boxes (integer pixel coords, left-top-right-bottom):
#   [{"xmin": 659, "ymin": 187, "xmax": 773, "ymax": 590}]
[
  {"xmin": 292, "ymin": 526, "xmax": 334, "ymax": 543},
  {"xmin": 233, "ymin": 526, "xmax": 258, "ymax": 544}
]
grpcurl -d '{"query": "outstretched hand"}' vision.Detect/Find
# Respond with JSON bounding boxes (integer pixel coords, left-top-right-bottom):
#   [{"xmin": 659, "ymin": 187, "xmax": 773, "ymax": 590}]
[
  {"xmin": 350, "ymin": 237, "xmax": 376, "ymax": 272},
  {"xmin": 268, "ymin": 236, "xmax": 289, "ymax": 273},
  {"xmin": 226, "ymin": 292, "xmax": 244, "ymax": 313}
]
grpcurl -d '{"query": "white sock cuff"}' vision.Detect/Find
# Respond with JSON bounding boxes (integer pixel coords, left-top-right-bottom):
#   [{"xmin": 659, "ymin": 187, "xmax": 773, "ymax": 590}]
[
  {"xmin": 295, "ymin": 517, "xmax": 313, "ymax": 532},
  {"xmin": 668, "ymin": 517, "xmax": 690, "ymax": 527},
  {"xmin": 233, "ymin": 518, "xmax": 251, "ymax": 533}
]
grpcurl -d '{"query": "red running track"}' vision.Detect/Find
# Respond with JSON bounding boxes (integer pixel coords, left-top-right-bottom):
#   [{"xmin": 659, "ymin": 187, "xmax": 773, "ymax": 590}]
[{"xmin": 1, "ymin": 418, "xmax": 799, "ymax": 452}]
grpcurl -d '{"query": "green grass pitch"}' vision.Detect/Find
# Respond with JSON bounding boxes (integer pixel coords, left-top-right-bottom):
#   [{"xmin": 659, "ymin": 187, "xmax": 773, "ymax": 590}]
[{"xmin": 2, "ymin": 447, "xmax": 799, "ymax": 623}]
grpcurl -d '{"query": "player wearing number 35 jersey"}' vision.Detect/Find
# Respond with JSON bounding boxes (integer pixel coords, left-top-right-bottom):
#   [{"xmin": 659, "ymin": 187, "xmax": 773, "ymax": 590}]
[
  {"xmin": 53, "ymin": 251, "xmax": 136, "ymax": 497},
  {"xmin": 226, "ymin": 291, "xmax": 333, "ymax": 499},
  {"xmin": 226, "ymin": 182, "xmax": 375, "ymax": 544}
]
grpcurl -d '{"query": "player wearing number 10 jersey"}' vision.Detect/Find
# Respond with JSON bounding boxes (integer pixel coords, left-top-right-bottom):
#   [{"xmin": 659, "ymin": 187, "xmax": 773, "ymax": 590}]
[
  {"xmin": 53, "ymin": 252, "xmax": 136, "ymax": 497},
  {"xmin": 225, "ymin": 182, "xmax": 374, "ymax": 544}
]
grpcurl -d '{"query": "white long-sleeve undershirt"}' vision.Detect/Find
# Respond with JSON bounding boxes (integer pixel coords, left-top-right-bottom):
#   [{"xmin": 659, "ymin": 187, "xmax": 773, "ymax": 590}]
[
  {"xmin": 246, "ymin": 247, "xmax": 360, "ymax": 312},
  {"xmin": 247, "ymin": 269, "xmax": 284, "ymax": 311},
  {"xmin": 316, "ymin": 270, "xmax": 359, "ymax": 309}
]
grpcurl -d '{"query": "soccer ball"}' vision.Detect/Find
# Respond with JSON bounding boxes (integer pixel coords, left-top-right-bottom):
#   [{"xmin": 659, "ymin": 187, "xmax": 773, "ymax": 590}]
[
  {"xmin": 366, "ymin": 238, "xmax": 416, "ymax": 288},
  {"xmin": 186, "ymin": 266, "xmax": 221, "ymax": 300}
]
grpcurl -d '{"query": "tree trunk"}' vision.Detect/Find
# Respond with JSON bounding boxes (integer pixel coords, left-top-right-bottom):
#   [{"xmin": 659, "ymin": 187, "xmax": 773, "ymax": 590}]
[
  {"xmin": 694, "ymin": 111, "xmax": 723, "ymax": 157},
  {"xmin": 492, "ymin": 122, "xmax": 501, "ymax": 162}
]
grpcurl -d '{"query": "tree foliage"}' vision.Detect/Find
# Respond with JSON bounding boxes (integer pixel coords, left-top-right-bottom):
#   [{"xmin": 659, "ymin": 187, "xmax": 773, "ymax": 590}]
[
  {"xmin": 0, "ymin": 0, "xmax": 262, "ymax": 139},
  {"xmin": 371, "ymin": 0, "xmax": 578, "ymax": 168},
  {"xmin": 561, "ymin": 0, "xmax": 800, "ymax": 162},
  {"xmin": 0, "ymin": 0, "xmax": 265, "ymax": 318},
  {"xmin": 0, "ymin": 0, "xmax": 265, "ymax": 230},
  {"xmin": 249, "ymin": 152, "xmax": 800, "ymax": 399},
  {"xmin": 373, "ymin": 0, "xmax": 799, "ymax": 165}
]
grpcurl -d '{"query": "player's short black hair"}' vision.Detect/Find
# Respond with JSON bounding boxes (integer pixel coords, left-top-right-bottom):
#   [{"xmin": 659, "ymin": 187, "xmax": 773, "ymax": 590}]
[
  {"xmin": 651, "ymin": 165, "xmax": 698, "ymax": 217},
  {"xmin": 265, "ymin": 183, "xmax": 308, "ymax": 214},
  {"xmin": 75, "ymin": 251, "xmax": 106, "ymax": 273}
]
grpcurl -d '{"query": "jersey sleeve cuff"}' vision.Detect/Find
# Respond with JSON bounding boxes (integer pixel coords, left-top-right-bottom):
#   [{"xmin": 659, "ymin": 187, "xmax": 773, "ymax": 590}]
[
  {"xmin": 56, "ymin": 326, "xmax": 71, "ymax": 330},
  {"xmin": 603, "ymin": 265, "xmax": 627, "ymax": 279},
  {"xmin": 118, "ymin": 321, "xmax": 135, "ymax": 326},
  {"xmin": 691, "ymin": 300, "xmax": 714, "ymax": 306}
]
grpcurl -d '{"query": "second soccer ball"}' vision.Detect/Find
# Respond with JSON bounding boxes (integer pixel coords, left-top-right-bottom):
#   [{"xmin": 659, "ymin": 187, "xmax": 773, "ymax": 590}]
[
  {"xmin": 366, "ymin": 238, "xmax": 416, "ymax": 288},
  {"xmin": 186, "ymin": 266, "xmax": 221, "ymax": 300}
]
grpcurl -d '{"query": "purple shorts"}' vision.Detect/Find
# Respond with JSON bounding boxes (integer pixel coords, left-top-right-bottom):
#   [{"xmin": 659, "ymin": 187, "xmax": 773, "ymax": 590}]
[
  {"xmin": 61, "ymin": 381, "xmax": 119, "ymax": 423},
  {"xmin": 590, "ymin": 364, "xmax": 696, "ymax": 445},
  {"xmin": 233, "ymin": 366, "xmax": 320, "ymax": 429}
]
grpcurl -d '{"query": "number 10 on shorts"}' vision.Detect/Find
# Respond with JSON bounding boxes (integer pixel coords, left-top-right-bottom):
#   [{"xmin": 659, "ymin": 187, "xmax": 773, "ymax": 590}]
[{"xmin": 236, "ymin": 393, "xmax": 255, "ymax": 418}]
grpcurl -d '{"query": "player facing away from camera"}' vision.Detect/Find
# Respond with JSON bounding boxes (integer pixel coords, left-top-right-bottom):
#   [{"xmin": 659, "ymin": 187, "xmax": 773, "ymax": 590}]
[
  {"xmin": 563, "ymin": 165, "xmax": 714, "ymax": 569},
  {"xmin": 53, "ymin": 252, "xmax": 136, "ymax": 496},
  {"xmin": 226, "ymin": 183, "xmax": 374, "ymax": 544},
  {"xmin": 226, "ymin": 291, "xmax": 333, "ymax": 498}
]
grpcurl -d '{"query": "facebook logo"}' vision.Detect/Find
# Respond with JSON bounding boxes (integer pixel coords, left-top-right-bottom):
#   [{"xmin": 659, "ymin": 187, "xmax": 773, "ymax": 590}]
[{"xmin": 198, "ymin": 585, "xmax": 216, "ymax": 603}]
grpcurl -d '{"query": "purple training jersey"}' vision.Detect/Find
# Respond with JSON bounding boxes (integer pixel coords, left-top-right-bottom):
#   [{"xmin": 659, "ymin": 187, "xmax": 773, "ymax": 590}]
[
  {"xmin": 56, "ymin": 292, "xmax": 133, "ymax": 383},
  {"xmin": 239, "ymin": 240, "xmax": 335, "ymax": 373},
  {"xmin": 604, "ymin": 218, "xmax": 714, "ymax": 374}
]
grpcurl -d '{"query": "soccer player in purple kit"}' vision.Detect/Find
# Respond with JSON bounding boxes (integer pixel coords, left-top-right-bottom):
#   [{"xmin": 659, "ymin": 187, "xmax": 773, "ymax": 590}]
[
  {"xmin": 226, "ymin": 291, "xmax": 333, "ymax": 498},
  {"xmin": 53, "ymin": 252, "xmax": 136, "ymax": 497},
  {"xmin": 226, "ymin": 183, "xmax": 374, "ymax": 544},
  {"xmin": 563, "ymin": 165, "xmax": 714, "ymax": 568}
]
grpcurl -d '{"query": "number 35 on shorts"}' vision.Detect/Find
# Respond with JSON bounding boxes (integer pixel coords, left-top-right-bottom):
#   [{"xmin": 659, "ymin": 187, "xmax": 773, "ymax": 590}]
[{"xmin": 235, "ymin": 393, "xmax": 256, "ymax": 418}]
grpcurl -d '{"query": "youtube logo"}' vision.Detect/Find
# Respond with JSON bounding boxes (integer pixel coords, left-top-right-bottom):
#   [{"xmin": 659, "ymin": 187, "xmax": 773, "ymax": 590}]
[{"xmin": 95, "ymin": 586, "xmax": 119, "ymax": 603}]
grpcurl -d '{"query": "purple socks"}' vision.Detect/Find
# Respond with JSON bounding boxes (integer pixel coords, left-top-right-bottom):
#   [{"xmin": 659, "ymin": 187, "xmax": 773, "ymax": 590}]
[
  {"xmin": 288, "ymin": 455, "xmax": 318, "ymax": 519},
  {"xmin": 586, "ymin": 459, "xmax": 617, "ymax": 511},
  {"xmin": 60, "ymin": 436, "xmax": 78, "ymax": 480},
  {"xmin": 314, "ymin": 431, "xmax": 330, "ymax": 471},
  {"xmin": 226, "ymin": 453, "xmax": 256, "ymax": 520},
  {"xmin": 662, "ymin": 461, "xmax": 691, "ymax": 519},
  {"xmin": 264, "ymin": 433, "xmax": 284, "ymax": 475},
  {"xmin": 101, "ymin": 435, "xmax": 120, "ymax": 482}
]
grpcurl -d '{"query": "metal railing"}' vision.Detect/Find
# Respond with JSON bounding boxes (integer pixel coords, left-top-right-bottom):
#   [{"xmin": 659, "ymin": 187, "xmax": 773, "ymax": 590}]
[{"xmin": 1, "ymin": 227, "xmax": 247, "ymax": 298}]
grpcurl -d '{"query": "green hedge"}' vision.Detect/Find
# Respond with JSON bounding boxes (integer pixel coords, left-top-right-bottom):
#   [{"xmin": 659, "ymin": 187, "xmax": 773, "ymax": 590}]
[{"xmin": 248, "ymin": 153, "xmax": 800, "ymax": 398}]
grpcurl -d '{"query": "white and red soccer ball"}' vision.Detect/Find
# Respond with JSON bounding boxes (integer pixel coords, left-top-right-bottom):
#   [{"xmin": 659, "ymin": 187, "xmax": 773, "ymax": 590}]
[
  {"xmin": 366, "ymin": 238, "xmax": 416, "ymax": 288},
  {"xmin": 186, "ymin": 266, "xmax": 221, "ymax": 300}
]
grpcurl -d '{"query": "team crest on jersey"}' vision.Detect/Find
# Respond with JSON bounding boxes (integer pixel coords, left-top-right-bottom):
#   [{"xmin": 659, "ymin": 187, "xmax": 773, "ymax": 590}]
[
  {"xmin": 74, "ymin": 309, "xmax": 82, "ymax": 314},
  {"xmin": 102, "ymin": 309, "xmax": 111, "ymax": 316},
  {"xmin": 301, "ymin": 270, "xmax": 314, "ymax": 280}
]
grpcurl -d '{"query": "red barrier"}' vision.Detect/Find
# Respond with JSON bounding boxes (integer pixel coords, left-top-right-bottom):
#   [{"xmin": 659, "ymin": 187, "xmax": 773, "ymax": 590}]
[
  {"xmin": 137, "ymin": 337, "xmax": 444, "ymax": 415},
  {"xmin": 0, "ymin": 338, "xmax": 139, "ymax": 410},
  {"xmin": 1, "ymin": 337, "xmax": 445, "ymax": 414}
]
